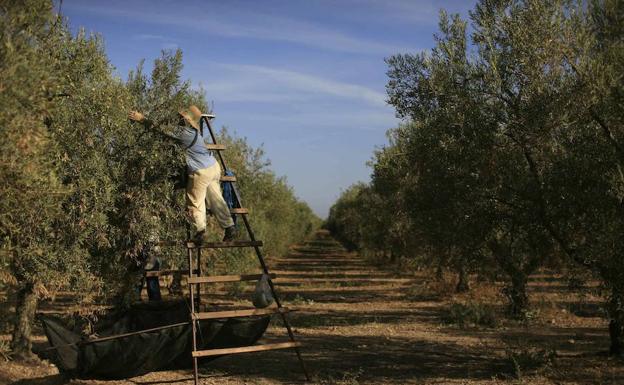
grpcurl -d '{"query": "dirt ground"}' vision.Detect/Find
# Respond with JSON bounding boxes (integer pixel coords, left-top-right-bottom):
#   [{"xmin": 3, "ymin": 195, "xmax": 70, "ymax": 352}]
[{"xmin": 2, "ymin": 230, "xmax": 624, "ymax": 384}]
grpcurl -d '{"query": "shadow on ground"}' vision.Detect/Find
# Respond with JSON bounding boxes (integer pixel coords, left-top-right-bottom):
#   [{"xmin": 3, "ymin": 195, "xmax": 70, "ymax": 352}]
[{"xmin": 8, "ymin": 230, "xmax": 624, "ymax": 385}]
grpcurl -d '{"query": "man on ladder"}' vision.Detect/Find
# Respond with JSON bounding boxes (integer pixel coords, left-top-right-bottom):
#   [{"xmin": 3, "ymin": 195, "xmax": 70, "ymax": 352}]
[
  {"xmin": 128, "ymin": 105, "xmax": 238, "ymax": 244},
  {"xmin": 131, "ymin": 106, "xmax": 308, "ymax": 384}
]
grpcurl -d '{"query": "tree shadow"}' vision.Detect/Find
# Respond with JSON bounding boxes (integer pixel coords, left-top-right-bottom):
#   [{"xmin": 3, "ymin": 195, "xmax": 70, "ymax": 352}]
[
  {"xmin": 195, "ymin": 332, "xmax": 512, "ymax": 383},
  {"xmin": 288, "ymin": 307, "xmax": 446, "ymax": 329},
  {"xmin": 274, "ymin": 272, "xmax": 396, "ymax": 280},
  {"xmin": 8, "ymin": 374, "xmax": 67, "ymax": 385}
]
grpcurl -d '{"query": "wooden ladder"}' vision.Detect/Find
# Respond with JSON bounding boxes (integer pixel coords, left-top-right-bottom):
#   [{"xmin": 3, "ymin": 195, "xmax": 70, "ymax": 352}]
[{"xmin": 184, "ymin": 114, "xmax": 309, "ymax": 384}]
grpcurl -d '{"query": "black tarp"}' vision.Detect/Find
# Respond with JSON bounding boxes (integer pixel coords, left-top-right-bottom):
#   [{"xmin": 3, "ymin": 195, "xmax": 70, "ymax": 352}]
[{"xmin": 40, "ymin": 300, "xmax": 270, "ymax": 379}]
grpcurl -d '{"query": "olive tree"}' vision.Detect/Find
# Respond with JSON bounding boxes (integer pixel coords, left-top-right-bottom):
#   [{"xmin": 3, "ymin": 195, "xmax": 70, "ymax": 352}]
[{"xmin": 0, "ymin": 0, "xmax": 128, "ymax": 358}]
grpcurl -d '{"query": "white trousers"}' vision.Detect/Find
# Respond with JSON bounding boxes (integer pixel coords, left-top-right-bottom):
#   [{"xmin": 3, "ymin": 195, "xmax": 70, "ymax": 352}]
[{"xmin": 186, "ymin": 162, "xmax": 234, "ymax": 232}]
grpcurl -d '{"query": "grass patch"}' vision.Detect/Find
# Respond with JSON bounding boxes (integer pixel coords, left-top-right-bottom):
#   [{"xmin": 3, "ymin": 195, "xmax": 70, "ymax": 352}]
[
  {"xmin": 226, "ymin": 281, "xmax": 246, "ymax": 298},
  {"xmin": 403, "ymin": 280, "xmax": 453, "ymax": 301},
  {"xmin": 504, "ymin": 344, "xmax": 556, "ymax": 380},
  {"xmin": 442, "ymin": 301, "xmax": 498, "ymax": 328},
  {"xmin": 336, "ymin": 280, "xmax": 365, "ymax": 287},
  {"xmin": 318, "ymin": 368, "xmax": 364, "ymax": 385},
  {"xmin": 292, "ymin": 314, "xmax": 333, "ymax": 328},
  {"xmin": 0, "ymin": 340, "xmax": 12, "ymax": 362},
  {"xmin": 290, "ymin": 294, "xmax": 314, "ymax": 306}
]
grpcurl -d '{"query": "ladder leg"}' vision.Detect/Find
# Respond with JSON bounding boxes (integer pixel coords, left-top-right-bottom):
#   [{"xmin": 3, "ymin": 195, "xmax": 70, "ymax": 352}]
[
  {"xmin": 280, "ymin": 313, "xmax": 310, "ymax": 381},
  {"xmin": 196, "ymin": 247, "xmax": 202, "ymax": 310},
  {"xmin": 188, "ymin": 246, "xmax": 199, "ymax": 385},
  {"xmin": 202, "ymin": 116, "xmax": 310, "ymax": 381},
  {"xmin": 240, "ymin": 214, "xmax": 311, "ymax": 381}
]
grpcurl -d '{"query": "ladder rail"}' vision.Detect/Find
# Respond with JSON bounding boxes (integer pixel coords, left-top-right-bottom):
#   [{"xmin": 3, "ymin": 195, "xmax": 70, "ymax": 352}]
[
  {"xmin": 193, "ymin": 342, "xmax": 301, "ymax": 358},
  {"xmin": 184, "ymin": 116, "xmax": 310, "ymax": 382},
  {"xmin": 187, "ymin": 245, "xmax": 199, "ymax": 384},
  {"xmin": 203, "ymin": 116, "xmax": 309, "ymax": 380},
  {"xmin": 195, "ymin": 247, "xmax": 202, "ymax": 310}
]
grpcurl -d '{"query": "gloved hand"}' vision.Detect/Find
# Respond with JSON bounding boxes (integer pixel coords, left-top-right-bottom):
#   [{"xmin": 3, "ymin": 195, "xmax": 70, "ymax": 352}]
[{"xmin": 128, "ymin": 111, "xmax": 145, "ymax": 122}]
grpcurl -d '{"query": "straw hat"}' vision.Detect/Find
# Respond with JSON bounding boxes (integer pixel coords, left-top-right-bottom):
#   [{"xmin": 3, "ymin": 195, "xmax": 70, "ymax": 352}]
[{"xmin": 178, "ymin": 105, "xmax": 202, "ymax": 130}]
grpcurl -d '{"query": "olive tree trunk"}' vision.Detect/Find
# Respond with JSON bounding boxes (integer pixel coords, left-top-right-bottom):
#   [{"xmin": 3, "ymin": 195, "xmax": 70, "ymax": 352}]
[
  {"xmin": 489, "ymin": 239, "xmax": 530, "ymax": 319},
  {"xmin": 608, "ymin": 286, "xmax": 624, "ymax": 355},
  {"xmin": 10, "ymin": 283, "xmax": 38, "ymax": 360},
  {"xmin": 455, "ymin": 258, "xmax": 470, "ymax": 293},
  {"xmin": 505, "ymin": 273, "xmax": 529, "ymax": 319}
]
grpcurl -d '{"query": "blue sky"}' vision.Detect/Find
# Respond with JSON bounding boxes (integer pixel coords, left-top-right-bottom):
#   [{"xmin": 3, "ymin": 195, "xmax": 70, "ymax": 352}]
[{"xmin": 61, "ymin": 0, "xmax": 475, "ymax": 218}]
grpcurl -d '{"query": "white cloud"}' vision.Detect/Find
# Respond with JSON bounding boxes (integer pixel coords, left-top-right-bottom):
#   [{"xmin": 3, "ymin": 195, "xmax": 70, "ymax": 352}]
[
  {"xmin": 161, "ymin": 43, "xmax": 179, "ymax": 50},
  {"xmin": 65, "ymin": 1, "xmax": 416, "ymax": 55},
  {"xmin": 229, "ymin": 110, "xmax": 398, "ymax": 133},
  {"xmin": 131, "ymin": 34, "xmax": 179, "ymax": 51},
  {"xmin": 132, "ymin": 34, "xmax": 171, "ymax": 41},
  {"xmin": 313, "ymin": 0, "xmax": 467, "ymax": 25},
  {"xmin": 201, "ymin": 63, "xmax": 388, "ymax": 107},
  {"xmin": 346, "ymin": 0, "xmax": 440, "ymax": 24}
]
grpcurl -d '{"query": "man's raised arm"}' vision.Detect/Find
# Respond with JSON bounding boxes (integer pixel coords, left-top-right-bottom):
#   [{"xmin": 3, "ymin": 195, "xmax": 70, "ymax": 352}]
[{"xmin": 128, "ymin": 110, "xmax": 179, "ymax": 141}]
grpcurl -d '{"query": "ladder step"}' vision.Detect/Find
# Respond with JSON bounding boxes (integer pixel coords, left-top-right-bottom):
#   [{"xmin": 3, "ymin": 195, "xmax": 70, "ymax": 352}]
[
  {"xmin": 193, "ymin": 307, "xmax": 290, "ymax": 320},
  {"xmin": 220, "ymin": 175, "xmax": 236, "ymax": 182},
  {"xmin": 230, "ymin": 208, "xmax": 248, "ymax": 214},
  {"xmin": 186, "ymin": 240, "xmax": 262, "ymax": 249},
  {"xmin": 192, "ymin": 341, "xmax": 301, "ymax": 358},
  {"xmin": 206, "ymin": 144, "xmax": 226, "ymax": 150},
  {"xmin": 187, "ymin": 273, "xmax": 276, "ymax": 284},
  {"xmin": 145, "ymin": 269, "xmax": 197, "ymax": 277}
]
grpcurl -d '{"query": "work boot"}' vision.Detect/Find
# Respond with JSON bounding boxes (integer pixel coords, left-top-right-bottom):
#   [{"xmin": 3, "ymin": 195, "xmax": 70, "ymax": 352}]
[
  {"xmin": 222, "ymin": 226, "xmax": 238, "ymax": 242},
  {"xmin": 192, "ymin": 230, "xmax": 205, "ymax": 246}
]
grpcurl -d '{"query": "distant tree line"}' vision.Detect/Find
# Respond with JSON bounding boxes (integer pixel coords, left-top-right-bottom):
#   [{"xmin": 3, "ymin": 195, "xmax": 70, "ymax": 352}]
[
  {"xmin": 326, "ymin": 0, "xmax": 624, "ymax": 354},
  {"xmin": 0, "ymin": 0, "xmax": 319, "ymax": 359}
]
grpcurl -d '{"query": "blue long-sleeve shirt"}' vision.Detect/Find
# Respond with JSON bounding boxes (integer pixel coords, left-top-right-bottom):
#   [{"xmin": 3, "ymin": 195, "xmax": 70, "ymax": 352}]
[{"xmin": 145, "ymin": 120, "xmax": 216, "ymax": 173}]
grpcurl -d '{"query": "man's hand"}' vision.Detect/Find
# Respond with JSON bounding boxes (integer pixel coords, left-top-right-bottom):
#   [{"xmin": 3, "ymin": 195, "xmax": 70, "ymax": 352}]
[{"xmin": 128, "ymin": 111, "xmax": 145, "ymax": 122}]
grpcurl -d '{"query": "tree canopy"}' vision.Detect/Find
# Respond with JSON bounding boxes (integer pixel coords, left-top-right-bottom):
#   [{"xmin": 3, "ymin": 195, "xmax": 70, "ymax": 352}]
[
  {"xmin": 327, "ymin": 0, "xmax": 624, "ymax": 353},
  {"xmin": 0, "ymin": 0, "xmax": 319, "ymax": 359}
]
